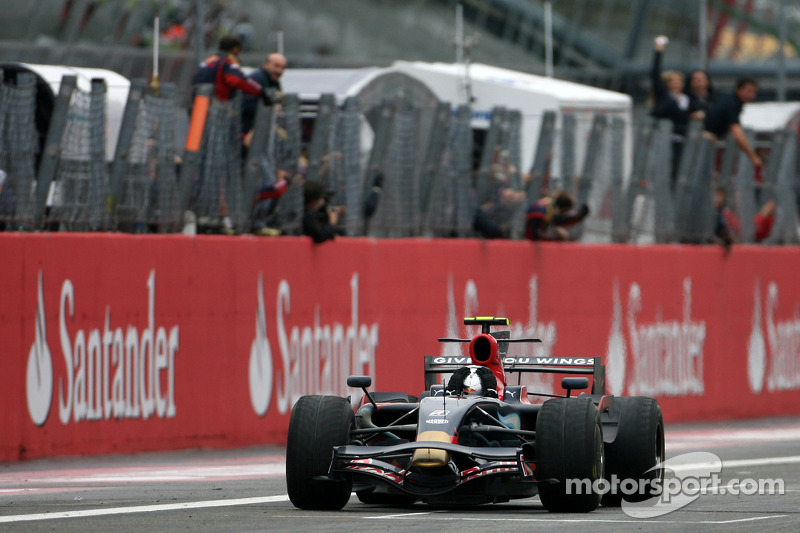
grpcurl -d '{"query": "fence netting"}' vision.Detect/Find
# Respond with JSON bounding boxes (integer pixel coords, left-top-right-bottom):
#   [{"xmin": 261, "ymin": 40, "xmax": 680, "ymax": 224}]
[
  {"xmin": 47, "ymin": 79, "xmax": 107, "ymax": 231},
  {"xmin": 0, "ymin": 71, "xmax": 37, "ymax": 230},
  {"xmin": 1, "ymin": 72, "xmax": 798, "ymax": 246},
  {"xmin": 116, "ymin": 83, "xmax": 181, "ymax": 233}
]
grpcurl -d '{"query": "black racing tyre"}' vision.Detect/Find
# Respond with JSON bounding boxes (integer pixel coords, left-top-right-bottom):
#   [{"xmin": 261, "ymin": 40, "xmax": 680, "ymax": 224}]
[
  {"xmin": 356, "ymin": 490, "xmax": 417, "ymax": 505},
  {"xmin": 536, "ymin": 397, "xmax": 604, "ymax": 513},
  {"xmin": 286, "ymin": 395, "xmax": 354, "ymax": 510},
  {"xmin": 601, "ymin": 396, "xmax": 664, "ymax": 507}
]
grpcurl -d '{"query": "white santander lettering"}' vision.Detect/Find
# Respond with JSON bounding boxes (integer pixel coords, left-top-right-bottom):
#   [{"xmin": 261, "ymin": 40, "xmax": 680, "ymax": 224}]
[
  {"xmin": 59, "ymin": 280, "xmax": 75, "ymax": 424},
  {"xmin": 626, "ymin": 279, "xmax": 705, "ymax": 396},
  {"xmin": 52, "ymin": 270, "xmax": 178, "ymax": 424},
  {"xmin": 764, "ymin": 283, "xmax": 800, "ymax": 392},
  {"xmin": 269, "ymin": 273, "xmax": 378, "ymax": 415}
]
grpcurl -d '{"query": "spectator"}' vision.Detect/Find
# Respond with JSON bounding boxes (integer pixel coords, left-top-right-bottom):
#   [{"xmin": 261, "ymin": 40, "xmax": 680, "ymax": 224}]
[
  {"xmin": 252, "ymin": 169, "xmax": 293, "ymax": 236},
  {"xmin": 713, "ymin": 186, "xmax": 776, "ymax": 246},
  {"xmin": 302, "ymin": 180, "xmax": 345, "ymax": 243},
  {"xmin": 191, "ymin": 35, "xmax": 270, "ymax": 105},
  {"xmin": 241, "ymin": 52, "xmax": 287, "ymax": 138},
  {"xmin": 713, "ymin": 187, "xmax": 737, "ymax": 248},
  {"xmin": 363, "ymin": 171, "xmax": 384, "ymax": 219},
  {"xmin": 704, "ymin": 76, "xmax": 762, "ymax": 169},
  {"xmin": 473, "ymin": 150, "xmax": 527, "ymax": 238},
  {"xmin": 753, "ymin": 200, "xmax": 776, "ymax": 242},
  {"xmin": 525, "ymin": 191, "xmax": 589, "ymax": 241},
  {"xmin": 685, "ymin": 68, "xmax": 714, "ymax": 120},
  {"xmin": 650, "ymin": 35, "xmax": 691, "ymax": 183}
]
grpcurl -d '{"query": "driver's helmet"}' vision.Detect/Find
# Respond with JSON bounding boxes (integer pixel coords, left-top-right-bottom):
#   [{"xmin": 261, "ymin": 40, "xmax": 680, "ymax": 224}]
[{"xmin": 462, "ymin": 366, "xmax": 483, "ymax": 396}]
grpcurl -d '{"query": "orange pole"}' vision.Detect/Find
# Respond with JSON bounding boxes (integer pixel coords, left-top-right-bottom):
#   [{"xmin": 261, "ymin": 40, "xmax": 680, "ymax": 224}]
[{"xmin": 185, "ymin": 94, "xmax": 210, "ymax": 152}]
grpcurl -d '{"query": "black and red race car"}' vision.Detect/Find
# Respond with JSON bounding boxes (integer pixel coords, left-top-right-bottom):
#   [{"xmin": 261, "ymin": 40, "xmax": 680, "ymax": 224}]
[{"xmin": 286, "ymin": 317, "xmax": 664, "ymax": 512}]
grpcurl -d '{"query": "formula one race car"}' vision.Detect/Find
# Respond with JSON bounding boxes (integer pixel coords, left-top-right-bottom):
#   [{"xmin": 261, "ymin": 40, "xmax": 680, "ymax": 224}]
[{"xmin": 286, "ymin": 317, "xmax": 664, "ymax": 512}]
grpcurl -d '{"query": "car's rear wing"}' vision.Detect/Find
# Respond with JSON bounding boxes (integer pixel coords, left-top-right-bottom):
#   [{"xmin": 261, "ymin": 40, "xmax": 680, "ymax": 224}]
[
  {"xmin": 427, "ymin": 320, "xmax": 606, "ymax": 394},
  {"xmin": 423, "ymin": 354, "xmax": 605, "ymax": 394}
]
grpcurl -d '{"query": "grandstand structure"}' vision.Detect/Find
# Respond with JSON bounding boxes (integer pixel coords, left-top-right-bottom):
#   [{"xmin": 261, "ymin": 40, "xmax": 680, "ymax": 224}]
[{"xmin": 1, "ymin": 1, "xmax": 800, "ymax": 105}]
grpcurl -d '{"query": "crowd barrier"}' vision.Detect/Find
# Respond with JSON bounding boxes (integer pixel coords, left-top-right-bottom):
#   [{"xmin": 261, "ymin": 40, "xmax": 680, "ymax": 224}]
[
  {"xmin": 4, "ymin": 69, "xmax": 798, "ymax": 245},
  {"xmin": 3, "ymin": 233, "xmax": 800, "ymax": 461}
]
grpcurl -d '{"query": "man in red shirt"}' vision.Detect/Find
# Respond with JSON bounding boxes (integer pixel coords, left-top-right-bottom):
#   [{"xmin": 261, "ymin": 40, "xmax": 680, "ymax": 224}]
[{"xmin": 192, "ymin": 35, "xmax": 271, "ymax": 104}]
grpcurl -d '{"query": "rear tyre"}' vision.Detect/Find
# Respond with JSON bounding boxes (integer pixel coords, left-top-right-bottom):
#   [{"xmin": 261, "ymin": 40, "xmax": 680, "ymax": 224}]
[
  {"xmin": 602, "ymin": 396, "xmax": 664, "ymax": 507},
  {"xmin": 536, "ymin": 397, "xmax": 604, "ymax": 513},
  {"xmin": 286, "ymin": 395, "xmax": 354, "ymax": 510}
]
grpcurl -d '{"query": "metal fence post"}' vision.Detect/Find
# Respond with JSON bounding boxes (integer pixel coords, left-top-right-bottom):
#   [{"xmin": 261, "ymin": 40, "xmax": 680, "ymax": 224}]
[
  {"xmin": 87, "ymin": 77, "xmax": 108, "ymax": 231},
  {"xmin": 363, "ymin": 98, "xmax": 394, "ymax": 237},
  {"xmin": 33, "ymin": 74, "xmax": 76, "ymax": 229},
  {"xmin": 623, "ymin": 117, "xmax": 653, "ymax": 242},
  {"xmin": 419, "ymin": 102, "xmax": 451, "ymax": 235},
  {"xmin": 153, "ymin": 83, "xmax": 181, "ymax": 233},
  {"xmin": 305, "ymin": 93, "xmax": 336, "ymax": 186},
  {"xmin": 768, "ymin": 128, "xmax": 800, "ymax": 244},
  {"xmin": 650, "ymin": 119, "xmax": 674, "ymax": 243},
  {"xmin": 241, "ymin": 98, "xmax": 275, "ymax": 234},
  {"xmin": 560, "ymin": 112, "xmax": 576, "ymax": 192},
  {"xmin": 108, "ymin": 78, "xmax": 147, "ymax": 227},
  {"xmin": 476, "ymin": 106, "xmax": 507, "ymax": 205},
  {"xmin": 527, "ymin": 110, "xmax": 556, "ymax": 200},
  {"xmin": 178, "ymin": 83, "xmax": 213, "ymax": 224},
  {"xmin": 610, "ymin": 116, "xmax": 630, "ymax": 243},
  {"xmin": 574, "ymin": 113, "xmax": 606, "ymax": 240}
]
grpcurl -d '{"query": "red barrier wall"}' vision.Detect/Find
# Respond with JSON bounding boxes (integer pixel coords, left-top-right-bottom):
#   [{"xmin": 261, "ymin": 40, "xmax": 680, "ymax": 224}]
[{"xmin": 2, "ymin": 233, "xmax": 800, "ymax": 461}]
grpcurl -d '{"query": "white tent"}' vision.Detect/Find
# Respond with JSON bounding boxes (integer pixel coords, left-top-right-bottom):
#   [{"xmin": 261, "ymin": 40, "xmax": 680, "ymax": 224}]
[
  {"xmin": 2, "ymin": 62, "xmax": 130, "ymax": 160},
  {"xmin": 282, "ymin": 61, "xmax": 632, "ymax": 175},
  {"xmin": 741, "ymin": 102, "xmax": 800, "ymax": 133}
]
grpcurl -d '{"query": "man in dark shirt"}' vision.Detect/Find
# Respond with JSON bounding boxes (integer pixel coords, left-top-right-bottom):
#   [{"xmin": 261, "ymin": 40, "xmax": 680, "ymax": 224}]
[
  {"xmin": 704, "ymin": 76, "xmax": 761, "ymax": 168},
  {"xmin": 241, "ymin": 53, "xmax": 287, "ymax": 135},
  {"xmin": 302, "ymin": 180, "xmax": 345, "ymax": 243}
]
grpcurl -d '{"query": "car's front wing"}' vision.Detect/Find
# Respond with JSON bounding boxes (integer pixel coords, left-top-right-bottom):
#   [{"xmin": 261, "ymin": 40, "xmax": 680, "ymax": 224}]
[{"xmin": 330, "ymin": 441, "xmax": 536, "ymax": 497}]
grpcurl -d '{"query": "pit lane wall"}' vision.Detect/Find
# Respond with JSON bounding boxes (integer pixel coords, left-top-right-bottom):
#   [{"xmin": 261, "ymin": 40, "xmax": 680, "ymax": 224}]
[{"xmin": 2, "ymin": 233, "xmax": 800, "ymax": 461}]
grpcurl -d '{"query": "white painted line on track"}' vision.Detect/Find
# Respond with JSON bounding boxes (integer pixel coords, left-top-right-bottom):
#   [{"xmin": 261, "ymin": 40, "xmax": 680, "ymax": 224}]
[
  {"xmin": 0, "ymin": 495, "xmax": 290, "ymax": 524},
  {"xmin": 707, "ymin": 515, "xmax": 787, "ymax": 524},
  {"xmin": 365, "ymin": 511, "xmax": 436, "ymax": 519},
  {"xmin": 0, "ymin": 490, "xmax": 789, "ymax": 525},
  {"xmin": 665, "ymin": 424, "xmax": 800, "ymax": 451},
  {"xmin": 362, "ymin": 515, "xmax": 787, "ymax": 524},
  {"xmin": 667, "ymin": 455, "xmax": 800, "ymax": 473},
  {"xmin": 0, "ymin": 459, "xmax": 286, "ymax": 485}
]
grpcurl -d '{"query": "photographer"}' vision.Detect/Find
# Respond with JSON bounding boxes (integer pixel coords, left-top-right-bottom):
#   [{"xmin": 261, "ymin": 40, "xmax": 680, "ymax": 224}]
[
  {"xmin": 302, "ymin": 180, "xmax": 345, "ymax": 243},
  {"xmin": 525, "ymin": 191, "xmax": 589, "ymax": 241}
]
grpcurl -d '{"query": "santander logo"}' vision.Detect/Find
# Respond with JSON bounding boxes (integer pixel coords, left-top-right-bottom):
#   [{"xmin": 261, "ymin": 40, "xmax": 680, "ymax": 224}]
[
  {"xmin": 748, "ymin": 281, "xmax": 800, "ymax": 394},
  {"xmin": 248, "ymin": 273, "xmax": 379, "ymax": 416},
  {"xmin": 606, "ymin": 278, "xmax": 706, "ymax": 396},
  {"xmin": 25, "ymin": 270, "xmax": 179, "ymax": 426},
  {"xmin": 26, "ymin": 272, "xmax": 53, "ymax": 426}
]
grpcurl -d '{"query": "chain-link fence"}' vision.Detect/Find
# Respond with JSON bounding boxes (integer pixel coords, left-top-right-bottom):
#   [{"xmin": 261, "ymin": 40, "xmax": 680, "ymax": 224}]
[
  {"xmin": 0, "ymin": 71, "xmax": 37, "ymax": 230},
  {"xmin": 113, "ymin": 81, "xmax": 182, "ymax": 233},
  {"xmin": 44, "ymin": 78, "xmax": 107, "ymax": 231},
  {"xmin": 1, "ymin": 72, "xmax": 798, "ymax": 245}
]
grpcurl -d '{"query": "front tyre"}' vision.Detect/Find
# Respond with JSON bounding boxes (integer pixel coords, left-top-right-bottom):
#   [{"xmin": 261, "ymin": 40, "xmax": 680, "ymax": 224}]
[
  {"xmin": 536, "ymin": 397, "xmax": 604, "ymax": 512},
  {"xmin": 286, "ymin": 395, "xmax": 354, "ymax": 510}
]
